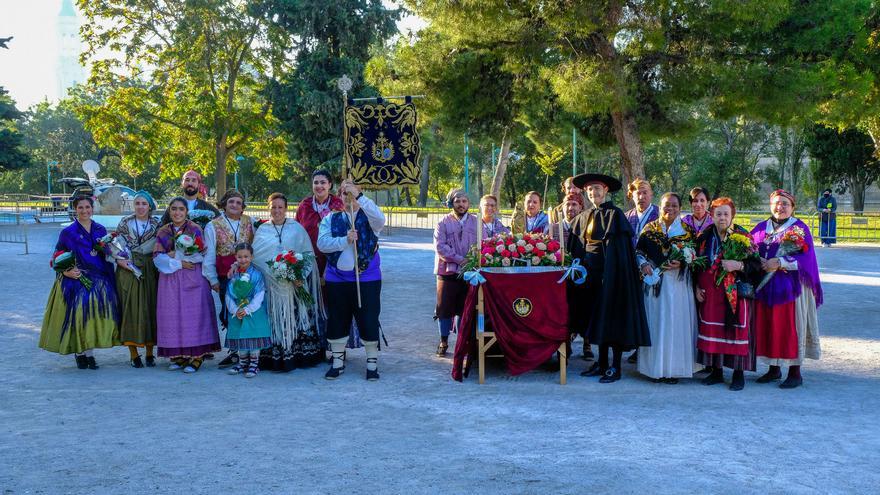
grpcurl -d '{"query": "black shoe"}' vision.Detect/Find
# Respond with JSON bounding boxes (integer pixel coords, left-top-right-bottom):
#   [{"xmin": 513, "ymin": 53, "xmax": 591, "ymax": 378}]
[
  {"xmin": 599, "ymin": 367, "xmax": 621, "ymax": 383},
  {"xmin": 217, "ymin": 352, "xmax": 239, "ymax": 369},
  {"xmin": 145, "ymin": 356, "xmax": 156, "ymax": 367},
  {"xmin": 86, "ymin": 356, "xmax": 99, "ymax": 370},
  {"xmin": 436, "ymin": 341, "xmax": 449, "ymax": 357},
  {"xmin": 779, "ymin": 376, "xmax": 803, "ymax": 389},
  {"xmin": 662, "ymin": 377, "xmax": 679, "ymax": 384},
  {"xmin": 729, "ymin": 373, "xmax": 745, "ymax": 391},
  {"xmin": 130, "ymin": 356, "xmax": 144, "ymax": 368},
  {"xmin": 203, "ymin": 353, "xmax": 215, "ymax": 360},
  {"xmin": 696, "ymin": 366, "xmax": 714, "ymax": 375},
  {"xmin": 366, "ymin": 368, "xmax": 380, "ymax": 381},
  {"xmin": 756, "ymin": 369, "xmax": 782, "ymax": 383},
  {"xmin": 580, "ymin": 362, "xmax": 605, "ymax": 377},
  {"xmin": 75, "ymin": 354, "xmax": 87, "ymax": 369},
  {"xmin": 627, "ymin": 350, "xmax": 638, "ymax": 364},
  {"xmin": 702, "ymin": 370, "xmax": 725, "ymax": 386},
  {"xmin": 325, "ymin": 366, "xmax": 345, "ymax": 380}
]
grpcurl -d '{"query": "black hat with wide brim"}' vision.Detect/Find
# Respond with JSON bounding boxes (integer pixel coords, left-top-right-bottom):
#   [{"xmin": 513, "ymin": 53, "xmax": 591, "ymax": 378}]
[{"xmin": 572, "ymin": 173, "xmax": 623, "ymax": 193}]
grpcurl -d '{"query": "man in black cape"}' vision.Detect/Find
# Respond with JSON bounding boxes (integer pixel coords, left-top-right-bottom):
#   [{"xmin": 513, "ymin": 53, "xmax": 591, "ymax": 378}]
[{"xmin": 567, "ymin": 173, "xmax": 651, "ymax": 383}]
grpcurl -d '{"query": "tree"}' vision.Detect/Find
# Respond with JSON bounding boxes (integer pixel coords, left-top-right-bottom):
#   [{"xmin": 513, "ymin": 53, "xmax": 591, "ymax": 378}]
[
  {"xmin": 407, "ymin": 0, "xmax": 873, "ymax": 188},
  {"xmin": 764, "ymin": 126, "xmax": 809, "ymax": 200},
  {"xmin": 0, "ymin": 87, "xmax": 31, "ymax": 172},
  {"xmin": 77, "ymin": 0, "xmax": 292, "ymax": 195},
  {"xmin": 805, "ymin": 125, "xmax": 880, "ymax": 212},
  {"xmin": 265, "ymin": 0, "xmax": 399, "ymax": 176}
]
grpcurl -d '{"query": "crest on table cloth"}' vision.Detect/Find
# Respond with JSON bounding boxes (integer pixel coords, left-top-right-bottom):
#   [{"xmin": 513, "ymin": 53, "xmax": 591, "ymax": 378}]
[
  {"xmin": 344, "ymin": 97, "xmax": 421, "ymax": 188},
  {"xmin": 513, "ymin": 298, "xmax": 533, "ymax": 317}
]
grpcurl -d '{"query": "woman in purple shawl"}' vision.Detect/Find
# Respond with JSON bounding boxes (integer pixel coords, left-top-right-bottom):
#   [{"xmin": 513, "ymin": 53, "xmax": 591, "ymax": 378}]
[
  {"xmin": 681, "ymin": 187, "xmax": 713, "ymax": 234},
  {"xmin": 153, "ymin": 197, "xmax": 220, "ymax": 373},
  {"xmin": 751, "ymin": 190, "xmax": 822, "ymax": 389},
  {"xmin": 39, "ymin": 195, "xmax": 120, "ymax": 369}
]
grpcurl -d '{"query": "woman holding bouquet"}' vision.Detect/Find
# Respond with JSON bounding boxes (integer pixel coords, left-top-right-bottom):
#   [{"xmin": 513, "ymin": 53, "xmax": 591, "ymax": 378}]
[
  {"xmin": 694, "ymin": 197, "xmax": 761, "ymax": 391},
  {"xmin": 751, "ymin": 190, "xmax": 823, "ymax": 389},
  {"xmin": 153, "ymin": 197, "xmax": 220, "ymax": 373},
  {"xmin": 252, "ymin": 192, "xmax": 324, "ymax": 371},
  {"xmin": 635, "ymin": 192, "xmax": 699, "ymax": 384},
  {"xmin": 39, "ymin": 195, "xmax": 120, "ymax": 369},
  {"xmin": 114, "ymin": 190, "xmax": 160, "ymax": 368}
]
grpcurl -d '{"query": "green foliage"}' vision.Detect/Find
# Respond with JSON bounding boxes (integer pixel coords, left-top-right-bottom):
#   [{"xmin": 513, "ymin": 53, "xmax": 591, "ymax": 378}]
[
  {"xmin": 0, "ymin": 87, "xmax": 30, "ymax": 172},
  {"xmin": 77, "ymin": 0, "xmax": 293, "ymax": 194},
  {"xmin": 265, "ymin": 0, "xmax": 400, "ymax": 177},
  {"xmin": 805, "ymin": 124, "xmax": 880, "ymax": 211}
]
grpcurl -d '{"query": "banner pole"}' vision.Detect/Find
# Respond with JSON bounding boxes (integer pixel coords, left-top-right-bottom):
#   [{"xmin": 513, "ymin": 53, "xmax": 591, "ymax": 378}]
[{"xmin": 338, "ymin": 74, "xmax": 362, "ymax": 308}]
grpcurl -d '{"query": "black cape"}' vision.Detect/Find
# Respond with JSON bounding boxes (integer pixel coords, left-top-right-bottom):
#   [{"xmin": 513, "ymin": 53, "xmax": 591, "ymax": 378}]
[{"xmin": 567, "ymin": 200, "xmax": 651, "ymax": 350}]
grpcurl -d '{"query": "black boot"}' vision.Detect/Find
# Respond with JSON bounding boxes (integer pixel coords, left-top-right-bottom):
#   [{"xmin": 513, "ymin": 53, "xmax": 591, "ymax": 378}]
[
  {"xmin": 436, "ymin": 337, "xmax": 449, "ymax": 357},
  {"xmin": 86, "ymin": 356, "xmax": 99, "ymax": 370},
  {"xmin": 756, "ymin": 365, "xmax": 782, "ymax": 383},
  {"xmin": 74, "ymin": 354, "xmax": 87, "ymax": 369},
  {"xmin": 131, "ymin": 356, "xmax": 144, "ymax": 368},
  {"xmin": 599, "ymin": 367, "xmax": 621, "ymax": 383},
  {"xmin": 729, "ymin": 370, "xmax": 745, "ymax": 391},
  {"xmin": 702, "ymin": 368, "xmax": 724, "ymax": 386}
]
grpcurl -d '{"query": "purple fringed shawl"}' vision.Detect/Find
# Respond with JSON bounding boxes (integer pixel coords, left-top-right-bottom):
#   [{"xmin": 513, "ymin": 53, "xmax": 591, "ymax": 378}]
[
  {"xmin": 55, "ymin": 221, "xmax": 119, "ymax": 337},
  {"xmin": 751, "ymin": 218, "xmax": 823, "ymax": 308}
]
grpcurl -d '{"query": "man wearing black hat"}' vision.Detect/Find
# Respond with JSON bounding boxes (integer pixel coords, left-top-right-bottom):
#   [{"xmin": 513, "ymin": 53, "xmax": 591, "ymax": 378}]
[{"xmin": 567, "ymin": 173, "xmax": 651, "ymax": 383}]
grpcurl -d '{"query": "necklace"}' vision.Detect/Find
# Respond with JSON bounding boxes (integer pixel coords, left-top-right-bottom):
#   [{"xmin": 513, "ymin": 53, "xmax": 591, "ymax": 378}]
[
  {"xmin": 134, "ymin": 218, "xmax": 148, "ymax": 246},
  {"xmin": 225, "ymin": 216, "xmax": 241, "ymax": 242},
  {"xmin": 272, "ymin": 219, "xmax": 286, "ymax": 246}
]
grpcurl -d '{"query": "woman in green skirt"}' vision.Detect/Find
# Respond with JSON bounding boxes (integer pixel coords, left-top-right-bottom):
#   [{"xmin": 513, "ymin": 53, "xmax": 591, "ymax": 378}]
[
  {"xmin": 114, "ymin": 191, "xmax": 161, "ymax": 367},
  {"xmin": 40, "ymin": 195, "xmax": 120, "ymax": 369}
]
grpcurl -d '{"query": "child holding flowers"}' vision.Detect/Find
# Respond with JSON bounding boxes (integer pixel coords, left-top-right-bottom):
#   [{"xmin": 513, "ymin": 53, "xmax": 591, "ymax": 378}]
[{"xmin": 224, "ymin": 242, "xmax": 272, "ymax": 378}]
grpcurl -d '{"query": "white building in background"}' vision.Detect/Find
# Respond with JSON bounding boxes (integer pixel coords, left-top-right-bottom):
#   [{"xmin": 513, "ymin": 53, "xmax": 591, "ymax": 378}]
[{"xmin": 57, "ymin": 0, "xmax": 85, "ymax": 100}]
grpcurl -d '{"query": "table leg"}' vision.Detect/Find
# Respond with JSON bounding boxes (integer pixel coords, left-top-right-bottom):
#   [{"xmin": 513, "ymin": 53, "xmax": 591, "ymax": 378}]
[{"xmin": 559, "ymin": 342, "xmax": 567, "ymax": 385}]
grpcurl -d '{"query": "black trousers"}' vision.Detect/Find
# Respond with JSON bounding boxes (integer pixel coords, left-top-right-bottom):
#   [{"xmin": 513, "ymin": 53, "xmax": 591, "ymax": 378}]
[
  {"xmin": 218, "ymin": 276, "xmax": 229, "ymax": 330},
  {"xmin": 325, "ymin": 280, "xmax": 381, "ymax": 342}
]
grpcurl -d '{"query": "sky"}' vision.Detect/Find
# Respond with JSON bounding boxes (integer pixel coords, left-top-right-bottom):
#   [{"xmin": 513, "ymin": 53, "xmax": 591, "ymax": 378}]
[{"xmin": 0, "ymin": 0, "xmax": 425, "ymax": 109}]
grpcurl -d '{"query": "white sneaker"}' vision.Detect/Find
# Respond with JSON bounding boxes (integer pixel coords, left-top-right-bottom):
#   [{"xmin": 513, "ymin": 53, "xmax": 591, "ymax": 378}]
[
  {"xmin": 167, "ymin": 362, "xmax": 183, "ymax": 371},
  {"xmin": 227, "ymin": 364, "xmax": 243, "ymax": 375}
]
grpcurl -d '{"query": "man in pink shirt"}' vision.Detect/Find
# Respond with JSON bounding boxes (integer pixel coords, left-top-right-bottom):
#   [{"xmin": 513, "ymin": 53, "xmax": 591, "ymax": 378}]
[{"xmin": 433, "ymin": 189, "xmax": 479, "ymax": 356}]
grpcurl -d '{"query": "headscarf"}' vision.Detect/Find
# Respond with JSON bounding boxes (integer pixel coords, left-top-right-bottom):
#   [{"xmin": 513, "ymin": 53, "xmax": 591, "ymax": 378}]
[
  {"xmin": 133, "ymin": 190, "xmax": 156, "ymax": 211},
  {"xmin": 770, "ymin": 189, "xmax": 796, "ymax": 209},
  {"xmin": 446, "ymin": 188, "xmax": 468, "ymax": 208},
  {"xmin": 182, "ymin": 169, "xmax": 209, "ymax": 199},
  {"xmin": 564, "ymin": 192, "xmax": 584, "ymax": 208}
]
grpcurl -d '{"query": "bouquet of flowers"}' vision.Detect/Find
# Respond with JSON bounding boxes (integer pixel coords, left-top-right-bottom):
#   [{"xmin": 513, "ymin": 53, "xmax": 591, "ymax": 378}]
[
  {"xmin": 231, "ymin": 269, "xmax": 254, "ymax": 317},
  {"xmin": 755, "ymin": 226, "xmax": 809, "ymax": 291},
  {"xmin": 188, "ymin": 209, "xmax": 215, "ymax": 229},
  {"xmin": 709, "ymin": 231, "xmax": 758, "ymax": 312},
  {"xmin": 267, "ymin": 250, "xmax": 315, "ymax": 305},
  {"xmin": 667, "ymin": 240, "xmax": 708, "ymax": 271},
  {"xmin": 93, "ymin": 233, "xmax": 113, "ymax": 255},
  {"xmin": 103, "ymin": 232, "xmax": 142, "ymax": 279},
  {"xmin": 50, "ymin": 250, "xmax": 93, "ymax": 290},
  {"xmin": 173, "ymin": 231, "xmax": 205, "ymax": 262},
  {"xmin": 461, "ymin": 232, "xmax": 568, "ymax": 272}
]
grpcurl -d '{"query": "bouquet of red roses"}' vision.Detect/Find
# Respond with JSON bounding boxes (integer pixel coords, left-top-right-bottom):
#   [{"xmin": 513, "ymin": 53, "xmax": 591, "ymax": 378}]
[
  {"xmin": 461, "ymin": 232, "xmax": 567, "ymax": 272},
  {"xmin": 267, "ymin": 250, "xmax": 314, "ymax": 304},
  {"xmin": 756, "ymin": 225, "xmax": 809, "ymax": 291}
]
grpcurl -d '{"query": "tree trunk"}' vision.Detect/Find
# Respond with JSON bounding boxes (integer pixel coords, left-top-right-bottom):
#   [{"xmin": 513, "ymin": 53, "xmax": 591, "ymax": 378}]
[
  {"xmin": 610, "ymin": 110, "xmax": 646, "ymax": 187},
  {"xmin": 215, "ymin": 141, "xmax": 228, "ymax": 198},
  {"xmin": 490, "ymin": 129, "xmax": 512, "ymax": 200},
  {"xmin": 418, "ymin": 127, "xmax": 434, "ymax": 207},
  {"xmin": 401, "ymin": 186, "xmax": 412, "ymax": 206},
  {"xmin": 852, "ymin": 182, "xmax": 866, "ymax": 212}
]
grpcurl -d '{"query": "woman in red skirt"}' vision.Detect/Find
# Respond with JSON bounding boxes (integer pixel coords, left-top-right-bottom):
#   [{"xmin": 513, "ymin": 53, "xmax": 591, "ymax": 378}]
[{"xmin": 751, "ymin": 190, "xmax": 823, "ymax": 389}]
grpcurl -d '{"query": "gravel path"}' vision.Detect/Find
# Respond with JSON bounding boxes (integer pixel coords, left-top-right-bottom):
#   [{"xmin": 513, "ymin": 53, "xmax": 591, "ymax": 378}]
[{"xmin": 1, "ymin": 224, "xmax": 878, "ymax": 494}]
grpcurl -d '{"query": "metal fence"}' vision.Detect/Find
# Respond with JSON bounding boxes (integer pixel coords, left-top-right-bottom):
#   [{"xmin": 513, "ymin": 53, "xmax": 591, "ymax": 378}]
[{"xmin": 0, "ymin": 213, "xmax": 29, "ymax": 254}]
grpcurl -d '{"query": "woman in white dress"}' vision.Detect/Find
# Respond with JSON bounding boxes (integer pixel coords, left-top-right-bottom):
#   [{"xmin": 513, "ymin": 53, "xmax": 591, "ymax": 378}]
[
  {"xmin": 635, "ymin": 192, "xmax": 698, "ymax": 383},
  {"xmin": 253, "ymin": 192, "xmax": 324, "ymax": 371}
]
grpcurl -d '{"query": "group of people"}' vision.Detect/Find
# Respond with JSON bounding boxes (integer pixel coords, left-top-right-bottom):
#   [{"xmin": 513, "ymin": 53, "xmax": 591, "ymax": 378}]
[
  {"xmin": 39, "ymin": 169, "xmax": 386, "ymax": 381},
  {"xmin": 433, "ymin": 175, "xmax": 823, "ymax": 390}
]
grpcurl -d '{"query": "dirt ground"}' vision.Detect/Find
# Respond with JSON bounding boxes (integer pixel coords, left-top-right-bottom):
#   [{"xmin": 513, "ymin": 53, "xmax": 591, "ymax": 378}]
[{"xmin": 1, "ymin": 224, "xmax": 878, "ymax": 494}]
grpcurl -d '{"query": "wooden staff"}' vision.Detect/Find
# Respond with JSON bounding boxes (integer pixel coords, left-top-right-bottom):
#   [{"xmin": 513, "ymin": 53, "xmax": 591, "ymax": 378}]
[
  {"xmin": 346, "ymin": 178, "xmax": 362, "ymax": 308},
  {"xmin": 559, "ymin": 212, "xmax": 565, "ymax": 263},
  {"xmin": 476, "ymin": 204, "xmax": 483, "ymax": 268}
]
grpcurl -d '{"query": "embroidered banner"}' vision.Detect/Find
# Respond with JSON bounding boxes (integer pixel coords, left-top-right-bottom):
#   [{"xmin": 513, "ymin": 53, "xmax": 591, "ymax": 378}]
[{"xmin": 344, "ymin": 97, "xmax": 421, "ymax": 188}]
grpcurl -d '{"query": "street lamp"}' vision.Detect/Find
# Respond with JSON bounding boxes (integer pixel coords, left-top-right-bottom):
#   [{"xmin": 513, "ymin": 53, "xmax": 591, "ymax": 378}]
[
  {"xmin": 47, "ymin": 160, "xmax": 59, "ymax": 195},
  {"xmin": 234, "ymin": 155, "xmax": 244, "ymax": 190}
]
